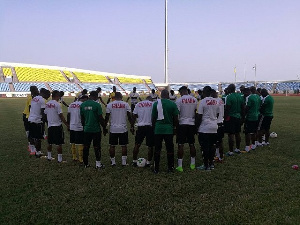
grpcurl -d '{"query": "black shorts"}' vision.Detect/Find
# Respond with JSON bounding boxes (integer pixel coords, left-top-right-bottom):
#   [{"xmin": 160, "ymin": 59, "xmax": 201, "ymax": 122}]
[
  {"xmin": 176, "ymin": 125, "xmax": 195, "ymax": 144},
  {"xmin": 217, "ymin": 123, "xmax": 225, "ymax": 143},
  {"xmin": 198, "ymin": 133, "xmax": 217, "ymax": 149},
  {"xmin": 258, "ymin": 116, "xmax": 273, "ymax": 131},
  {"xmin": 135, "ymin": 126, "xmax": 154, "ymax": 147},
  {"xmin": 48, "ymin": 125, "xmax": 65, "ymax": 145},
  {"xmin": 244, "ymin": 120, "xmax": 258, "ymax": 134},
  {"xmin": 224, "ymin": 116, "xmax": 241, "ymax": 134},
  {"xmin": 84, "ymin": 132, "xmax": 101, "ymax": 148},
  {"xmin": 70, "ymin": 130, "xmax": 84, "ymax": 144},
  {"xmin": 109, "ymin": 132, "xmax": 128, "ymax": 146},
  {"xmin": 28, "ymin": 122, "xmax": 44, "ymax": 140},
  {"xmin": 23, "ymin": 114, "xmax": 29, "ymax": 131}
]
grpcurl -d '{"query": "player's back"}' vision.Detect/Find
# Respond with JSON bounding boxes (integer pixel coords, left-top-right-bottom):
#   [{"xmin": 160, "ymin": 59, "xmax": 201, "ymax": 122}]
[
  {"xmin": 80, "ymin": 100, "xmax": 102, "ymax": 132},
  {"xmin": 226, "ymin": 93, "xmax": 244, "ymax": 118},
  {"xmin": 198, "ymin": 97, "xmax": 220, "ymax": 133},
  {"xmin": 68, "ymin": 101, "xmax": 83, "ymax": 131},
  {"xmin": 107, "ymin": 100, "xmax": 131, "ymax": 133},
  {"xmin": 28, "ymin": 96, "xmax": 45, "ymax": 123},
  {"xmin": 45, "ymin": 100, "xmax": 62, "ymax": 127},
  {"xmin": 133, "ymin": 100, "xmax": 153, "ymax": 126},
  {"xmin": 176, "ymin": 95, "xmax": 197, "ymax": 125}
]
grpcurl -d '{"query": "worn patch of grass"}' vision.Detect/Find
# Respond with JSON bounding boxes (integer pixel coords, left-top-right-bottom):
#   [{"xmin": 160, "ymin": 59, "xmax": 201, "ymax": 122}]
[{"xmin": 0, "ymin": 96, "xmax": 300, "ymax": 224}]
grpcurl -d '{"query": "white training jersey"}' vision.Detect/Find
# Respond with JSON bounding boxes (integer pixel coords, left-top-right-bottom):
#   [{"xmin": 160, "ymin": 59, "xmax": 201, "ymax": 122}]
[
  {"xmin": 44, "ymin": 100, "xmax": 63, "ymax": 127},
  {"xmin": 106, "ymin": 100, "xmax": 131, "ymax": 133},
  {"xmin": 129, "ymin": 92, "xmax": 140, "ymax": 105},
  {"xmin": 68, "ymin": 101, "xmax": 83, "ymax": 131},
  {"xmin": 133, "ymin": 100, "xmax": 153, "ymax": 126},
  {"xmin": 176, "ymin": 95, "xmax": 197, "ymax": 125},
  {"xmin": 216, "ymin": 97, "xmax": 224, "ymax": 124},
  {"xmin": 28, "ymin": 95, "xmax": 46, "ymax": 124},
  {"xmin": 169, "ymin": 94, "xmax": 177, "ymax": 102},
  {"xmin": 150, "ymin": 93, "xmax": 158, "ymax": 102},
  {"xmin": 197, "ymin": 97, "xmax": 220, "ymax": 133}
]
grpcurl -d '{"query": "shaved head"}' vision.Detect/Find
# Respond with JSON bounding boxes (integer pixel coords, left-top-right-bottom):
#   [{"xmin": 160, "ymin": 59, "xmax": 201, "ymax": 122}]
[{"xmin": 161, "ymin": 89, "xmax": 169, "ymax": 99}]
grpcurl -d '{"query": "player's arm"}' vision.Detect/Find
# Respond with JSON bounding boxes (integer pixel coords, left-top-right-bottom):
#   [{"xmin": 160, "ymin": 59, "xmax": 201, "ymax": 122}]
[
  {"xmin": 67, "ymin": 113, "xmax": 70, "ymax": 125},
  {"xmin": 59, "ymin": 113, "xmax": 69, "ymax": 128},
  {"xmin": 131, "ymin": 113, "xmax": 137, "ymax": 127},
  {"xmin": 127, "ymin": 111, "xmax": 132, "ymax": 125},
  {"xmin": 240, "ymin": 101, "xmax": 245, "ymax": 123},
  {"xmin": 107, "ymin": 96, "xmax": 111, "ymax": 104},
  {"xmin": 81, "ymin": 115, "xmax": 85, "ymax": 127},
  {"xmin": 41, "ymin": 108, "xmax": 47, "ymax": 123},
  {"xmin": 99, "ymin": 114, "xmax": 108, "ymax": 136},
  {"xmin": 126, "ymin": 96, "xmax": 130, "ymax": 102},
  {"xmin": 105, "ymin": 113, "xmax": 110, "ymax": 127},
  {"xmin": 173, "ymin": 115, "xmax": 179, "ymax": 135},
  {"xmin": 62, "ymin": 101, "xmax": 69, "ymax": 107},
  {"xmin": 100, "ymin": 97, "xmax": 107, "ymax": 107}
]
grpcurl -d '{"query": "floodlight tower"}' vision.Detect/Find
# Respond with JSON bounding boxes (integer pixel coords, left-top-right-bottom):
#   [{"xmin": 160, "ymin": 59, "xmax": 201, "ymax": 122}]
[{"xmin": 164, "ymin": 0, "xmax": 168, "ymax": 84}]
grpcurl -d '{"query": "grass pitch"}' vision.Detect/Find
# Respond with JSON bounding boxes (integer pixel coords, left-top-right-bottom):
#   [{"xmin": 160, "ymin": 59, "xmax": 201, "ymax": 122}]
[{"xmin": 0, "ymin": 96, "xmax": 300, "ymax": 224}]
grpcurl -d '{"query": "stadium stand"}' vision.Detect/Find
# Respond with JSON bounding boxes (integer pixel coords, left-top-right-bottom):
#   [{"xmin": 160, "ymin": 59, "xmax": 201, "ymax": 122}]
[
  {"xmin": 117, "ymin": 77, "xmax": 144, "ymax": 84},
  {"xmin": 15, "ymin": 67, "xmax": 67, "ymax": 82},
  {"xmin": 74, "ymin": 72, "xmax": 109, "ymax": 83},
  {"xmin": 147, "ymin": 83, "xmax": 157, "ymax": 91},
  {"xmin": 63, "ymin": 71, "xmax": 73, "ymax": 79},
  {"xmin": 79, "ymin": 83, "xmax": 121, "ymax": 93},
  {"xmin": 275, "ymin": 82, "xmax": 300, "ymax": 93},
  {"xmin": 0, "ymin": 83, "xmax": 10, "ymax": 92},
  {"xmin": 188, "ymin": 83, "xmax": 218, "ymax": 91},
  {"xmin": 120, "ymin": 84, "xmax": 149, "ymax": 93},
  {"xmin": 49, "ymin": 83, "xmax": 81, "ymax": 92},
  {"xmin": 144, "ymin": 79, "xmax": 153, "ymax": 84},
  {"xmin": 256, "ymin": 82, "xmax": 274, "ymax": 92},
  {"xmin": 3, "ymin": 68, "xmax": 13, "ymax": 77},
  {"xmin": 169, "ymin": 84, "xmax": 185, "ymax": 91},
  {"xmin": 13, "ymin": 83, "xmax": 47, "ymax": 92}
]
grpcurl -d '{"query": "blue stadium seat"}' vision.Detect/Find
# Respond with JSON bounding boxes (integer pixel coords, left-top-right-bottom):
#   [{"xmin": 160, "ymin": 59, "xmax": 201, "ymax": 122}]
[
  {"xmin": 120, "ymin": 84, "xmax": 148, "ymax": 92},
  {"xmin": 188, "ymin": 83, "xmax": 218, "ymax": 91},
  {"xmin": 147, "ymin": 84, "xmax": 157, "ymax": 91},
  {"xmin": 49, "ymin": 83, "xmax": 80, "ymax": 92},
  {"xmin": 0, "ymin": 83, "xmax": 10, "ymax": 92},
  {"xmin": 80, "ymin": 83, "xmax": 121, "ymax": 92},
  {"xmin": 13, "ymin": 83, "xmax": 47, "ymax": 92}
]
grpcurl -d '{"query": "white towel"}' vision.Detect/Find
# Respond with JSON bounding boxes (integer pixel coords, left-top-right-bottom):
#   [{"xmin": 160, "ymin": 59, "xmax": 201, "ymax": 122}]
[{"xmin": 157, "ymin": 99, "xmax": 164, "ymax": 120}]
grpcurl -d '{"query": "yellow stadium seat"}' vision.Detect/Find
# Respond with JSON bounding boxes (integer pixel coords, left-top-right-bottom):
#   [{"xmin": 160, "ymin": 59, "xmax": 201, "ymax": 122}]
[
  {"xmin": 3, "ymin": 68, "xmax": 12, "ymax": 76},
  {"xmin": 117, "ymin": 77, "xmax": 143, "ymax": 84},
  {"xmin": 74, "ymin": 72, "xmax": 109, "ymax": 83},
  {"xmin": 15, "ymin": 67, "xmax": 67, "ymax": 82}
]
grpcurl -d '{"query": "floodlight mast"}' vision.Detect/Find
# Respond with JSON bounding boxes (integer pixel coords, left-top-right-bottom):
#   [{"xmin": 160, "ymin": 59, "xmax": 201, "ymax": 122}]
[{"xmin": 164, "ymin": 0, "xmax": 168, "ymax": 84}]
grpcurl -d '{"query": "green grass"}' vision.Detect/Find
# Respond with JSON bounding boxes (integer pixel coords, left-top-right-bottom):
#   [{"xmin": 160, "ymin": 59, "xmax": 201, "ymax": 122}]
[{"xmin": 1, "ymin": 96, "xmax": 300, "ymax": 224}]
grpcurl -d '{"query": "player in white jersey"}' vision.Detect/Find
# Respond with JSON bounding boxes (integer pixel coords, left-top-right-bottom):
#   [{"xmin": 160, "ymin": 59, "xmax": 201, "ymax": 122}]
[
  {"xmin": 211, "ymin": 89, "xmax": 225, "ymax": 162},
  {"xmin": 130, "ymin": 96, "xmax": 154, "ymax": 167},
  {"xmin": 169, "ymin": 90, "xmax": 177, "ymax": 102},
  {"xmin": 96, "ymin": 87, "xmax": 107, "ymax": 106},
  {"xmin": 150, "ymin": 89, "xmax": 159, "ymax": 102},
  {"xmin": 44, "ymin": 90, "xmax": 69, "ymax": 163},
  {"xmin": 126, "ymin": 87, "xmax": 142, "ymax": 112},
  {"xmin": 105, "ymin": 92, "xmax": 132, "ymax": 166},
  {"xmin": 28, "ymin": 88, "xmax": 47, "ymax": 157},
  {"xmin": 196, "ymin": 86, "xmax": 220, "ymax": 171},
  {"xmin": 67, "ymin": 94, "xmax": 88, "ymax": 163},
  {"xmin": 175, "ymin": 86, "xmax": 198, "ymax": 172}
]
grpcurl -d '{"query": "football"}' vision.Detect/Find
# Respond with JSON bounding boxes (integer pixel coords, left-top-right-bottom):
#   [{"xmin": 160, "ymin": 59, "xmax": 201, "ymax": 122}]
[
  {"xmin": 270, "ymin": 132, "xmax": 278, "ymax": 138},
  {"xmin": 137, "ymin": 158, "xmax": 146, "ymax": 167}
]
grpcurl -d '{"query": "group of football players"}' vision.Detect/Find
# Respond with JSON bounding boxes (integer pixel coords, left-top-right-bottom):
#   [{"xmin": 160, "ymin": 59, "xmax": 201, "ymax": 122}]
[{"xmin": 22, "ymin": 83, "xmax": 274, "ymax": 173}]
